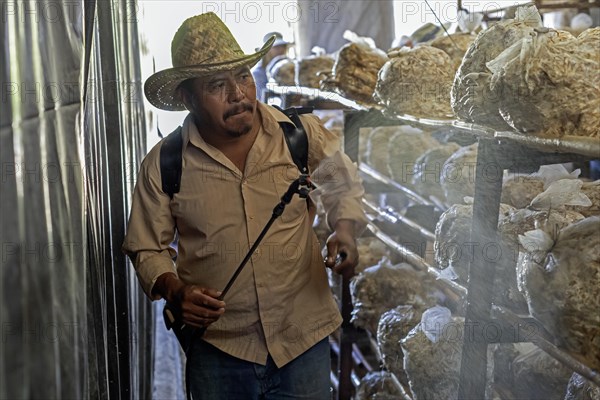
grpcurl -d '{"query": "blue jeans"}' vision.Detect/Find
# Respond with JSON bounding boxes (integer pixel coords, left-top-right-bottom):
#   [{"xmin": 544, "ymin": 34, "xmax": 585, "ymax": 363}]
[{"xmin": 186, "ymin": 338, "xmax": 332, "ymax": 400}]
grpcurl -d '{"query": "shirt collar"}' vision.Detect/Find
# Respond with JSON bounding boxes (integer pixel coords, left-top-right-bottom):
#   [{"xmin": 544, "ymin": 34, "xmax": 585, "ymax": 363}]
[
  {"xmin": 257, "ymin": 101, "xmax": 297, "ymax": 136},
  {"xmin": 182, "ymin": 113, "xmax": 203, "ymax": 151}
]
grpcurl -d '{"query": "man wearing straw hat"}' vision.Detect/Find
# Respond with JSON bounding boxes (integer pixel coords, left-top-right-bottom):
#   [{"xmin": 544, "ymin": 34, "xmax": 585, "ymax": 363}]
[{"xmin": 123, "ymin": 12, "xmax": 366, "ymax": 399}]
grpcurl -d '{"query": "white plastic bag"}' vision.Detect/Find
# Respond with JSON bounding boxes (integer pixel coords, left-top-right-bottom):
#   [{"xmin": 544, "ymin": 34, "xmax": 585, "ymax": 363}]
[
  {"xmin": 529, "ymin": 179, "xmax": 592, "ymax": 210},
  {"xmin": 537, "ymin": 164, "xmax": 580, "ymax": 189},
  {"xmin": 518, "ymin": 229, "xmax": 555, "ymax": 258},
  {"xmin": 342, "ymin": 30, "xmax": 385, "ymax": 56},
  {"xmin": 421, "ymin": 306, "xmax": 452, "ymax": 343}
]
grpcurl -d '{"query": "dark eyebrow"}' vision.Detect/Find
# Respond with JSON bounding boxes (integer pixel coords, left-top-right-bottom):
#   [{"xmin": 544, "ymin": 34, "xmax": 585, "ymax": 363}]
[
  {"xmin": 206, "ymin": 77, "xmax": 226, "ymax": 86},
  {"xmin": 205, "ymin": 71, "xmax": 230, "ymax": 85},
  {"xmin": 235, "ymin": 67, "xmax": 251, "ymax": 76}
]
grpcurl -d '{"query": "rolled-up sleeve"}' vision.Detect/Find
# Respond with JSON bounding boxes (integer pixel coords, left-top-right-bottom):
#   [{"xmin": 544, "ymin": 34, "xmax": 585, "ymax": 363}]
[
  {"xmin": 122, "ymin": 144, "xmax": 177, "ymax": 299},
  {"xmin": 303, "ymin": 114, "xmax": 368, "ymax": 233}
]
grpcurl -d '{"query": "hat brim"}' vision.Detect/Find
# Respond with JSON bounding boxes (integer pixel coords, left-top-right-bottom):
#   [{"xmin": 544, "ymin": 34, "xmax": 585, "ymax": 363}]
[
  {"xmin": 145, "ymin": 36, "xmax": 275, "ymax": 111},
  {"xmin": 273, "ymin": 38, "xmax": 292, "ymax": 47},
  {"xmin": 255, "ymin": 38, "xmax": 292, "ymax": 51}
]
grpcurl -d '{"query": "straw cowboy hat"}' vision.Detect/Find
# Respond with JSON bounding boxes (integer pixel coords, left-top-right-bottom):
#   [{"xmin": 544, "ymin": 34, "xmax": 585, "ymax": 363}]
[{"xmin": 144, "ymin": 12, "xmax": 276, "ymax": 111}]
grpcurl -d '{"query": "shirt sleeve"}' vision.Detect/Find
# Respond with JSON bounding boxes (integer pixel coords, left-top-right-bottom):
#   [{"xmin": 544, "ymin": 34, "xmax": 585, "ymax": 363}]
[
  {"xmin": 122, "ymin": 143, "xmax": 178, "ymax": 300},
  {"xmin": 302, "ymin": 114, "xmax": 368, "ymax": 233}
]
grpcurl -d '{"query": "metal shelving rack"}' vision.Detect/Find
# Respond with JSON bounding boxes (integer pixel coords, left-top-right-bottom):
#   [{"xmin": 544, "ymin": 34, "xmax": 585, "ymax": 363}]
[
  {"xmin": 264, "ymin": 84, "xmax": 600, "ymax": 398},
  {"xmin": 454, "ymin": 135, "xmax": 600, "ymax": 398},
  {"xmin": 264, "ymin": 3, "xmax": 600, "ymax": 397},
  {"xmin": 342, "ymin": 105, "xmax": 600, "ymax": 399}
]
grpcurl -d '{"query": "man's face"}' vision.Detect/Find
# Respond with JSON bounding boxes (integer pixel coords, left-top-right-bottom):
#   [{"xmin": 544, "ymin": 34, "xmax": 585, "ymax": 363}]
[{"xmin": 185, "ymin": 66, "xmax": 257, "ymax": 138}]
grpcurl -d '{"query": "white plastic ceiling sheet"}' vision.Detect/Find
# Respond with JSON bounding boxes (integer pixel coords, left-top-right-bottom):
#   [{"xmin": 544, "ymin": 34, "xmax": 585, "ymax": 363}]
[
  {"xmin": 294, "ymin": 0, "xmax": 396, "ymax": 57},
  {"xmin": 1, "ymin": 0, "xmax": 151, "ymax": 398}
]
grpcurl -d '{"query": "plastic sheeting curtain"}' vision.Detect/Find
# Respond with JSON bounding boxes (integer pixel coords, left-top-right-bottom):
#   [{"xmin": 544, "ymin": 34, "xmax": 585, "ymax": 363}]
[{"xmin": 1, "ymin": 1, "xmax": 151, "ymax": 398}]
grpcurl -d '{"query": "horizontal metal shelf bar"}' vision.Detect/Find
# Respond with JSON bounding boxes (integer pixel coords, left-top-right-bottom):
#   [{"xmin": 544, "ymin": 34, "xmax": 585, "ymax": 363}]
[
  {"xmin": 330, "ymin": 371, "xmax": 339, "ymax": 392},
  {"xmin": 371, "ymin": 110, "xmax": 599, "ymax": 159},
  {"xmin": 474, "ymin": 1, "xmax": 534, "ymax": 15},
  {"xmin": 494, "ymin": 131, "xmax": 600, "ymax": 159},
  {"xmin": 365, "ymin": 223, "xmax": 468, "ymax": 300},
  {"xmin": 362, "ymin": 198, "xmax": 436, "ymax": 242},
  {"xmin": 266, "ymin": 85, "xmax": 369, "ymax": 111},
  {"xmin": 359, "ymin": 164, "xmax": 439, "ymax": 209},
  {"xmin": 269, "ymin": 84, "xmax": 599, "ymax": 159},
  {"xmin": 269, "ymin": 84, "xmax": 600, "ymax": 159},
  {"xmin": 493, "ymin": 305, "xmax": 600, "ymax": 387},
  {"xmin": 355, "ymin": 106, "xmax": 599, "ymax": 163},
  {"xmin": 382, "ymin": 111, "xmax": 497, "ymax": 138}
]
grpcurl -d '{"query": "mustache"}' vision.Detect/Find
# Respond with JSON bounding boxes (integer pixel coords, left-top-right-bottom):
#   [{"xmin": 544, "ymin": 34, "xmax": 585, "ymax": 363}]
[{"xmin": 224, "ymin": 103, "xmax": 253, "ymax": 120}]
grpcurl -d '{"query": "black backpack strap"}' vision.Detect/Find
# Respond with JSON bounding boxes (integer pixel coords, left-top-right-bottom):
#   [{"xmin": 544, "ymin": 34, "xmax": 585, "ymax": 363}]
[
  {"xmin": 274, "ymin": 106, "xmax": 313, "ymax": 174},
  {"xmin": 160, "ymin": 126, "xmax": 183, "ymax": 199}
]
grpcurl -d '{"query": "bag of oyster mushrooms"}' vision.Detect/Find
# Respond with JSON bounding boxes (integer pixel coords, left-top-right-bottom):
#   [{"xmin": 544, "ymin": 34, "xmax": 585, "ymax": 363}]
[
  {"xmin": 564, "ymin": 373, "xmax": 600, "ymax": 400},
  {"xmin": 377, "ymin": 305, "xmax": 423, "ymax": 383},
  {"xmin": 355, "ymin": 370, "xmax": 404, "ymax": 400},
  {"xmin": 434, "ymin": 201, "xmax": 516, "ymax": 281},
  {"xmin": 349, "ymin": 257, "xmax": 437, "ymax": 334},
  {"xmin": 386, "ymin": 126, "xmax": 440, "ymax": 186},
  {"xmin": 511, "ymin": 344, "xmax": 573, "ymax": 399},
  {"xmin": 433, "ymin": 200, "xmax": 530, "ymax": 312},
  {"xmin": 374, "ymin": 45, "xmax": 455, "ymax": 118},
  {"xmin": 428, "ymin": 33, "xmax": 476, "ymax": 72},
  {"xmin": 439, "ymin": 143, "xmax": 478, "ymax": 206},
  {"xmin": 500, "ymin": 175, "xmax": 590, "ymax": 250},
  {"xmin": 365, "ymin": 126, "xmax": 403, "ymax": 175},
  {"xmin": 498, "ymin": 180, "xmax": 588, "ymax": 314},
  {"xmin": 517, "ymin": 216, "xmax": 600, "ymax": 371},
  {"xmin": 328, "ymin": 30, "xmax": 388, "ymax": 104},
  {"xmin": 401, "ymin": 308, "xmax": 462, "ymax": 400},
  {"xmin": 411, "ymin": 142, "xmax": 461, "ymax": 203},
  {"xmin": 267, "ymin": 57, "xmax": 295, "ymax": 86},
  {"xmin": 401, "ymin": 307, "xmax": 501, "ymax": 400},
  {"xmin": 295, "ymin": 47, "xmax": 335, "ymax": 89},
  {"xmin": 501, "ymin": 164, "xmax": 599, "ymax": 213},
  {"xmin": 493, "ymin": 343, "xmax": 573, "ymax": 399},
  {"xmin": 451, "ymin": 5, "xmax": 542, "ymax": 129},
  {"xmin": 487, "ymin": 26, "xmax": 600, "ymax": 137},
  {"xmin": 532, "ymin": 164, "xmax": 600, "ymax": 217}
]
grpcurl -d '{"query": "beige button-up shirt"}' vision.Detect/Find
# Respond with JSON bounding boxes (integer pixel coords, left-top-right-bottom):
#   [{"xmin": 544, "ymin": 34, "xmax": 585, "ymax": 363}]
[{"xmin": 123, "ymin": 103, "xmax": 366, "ymax": 367}]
